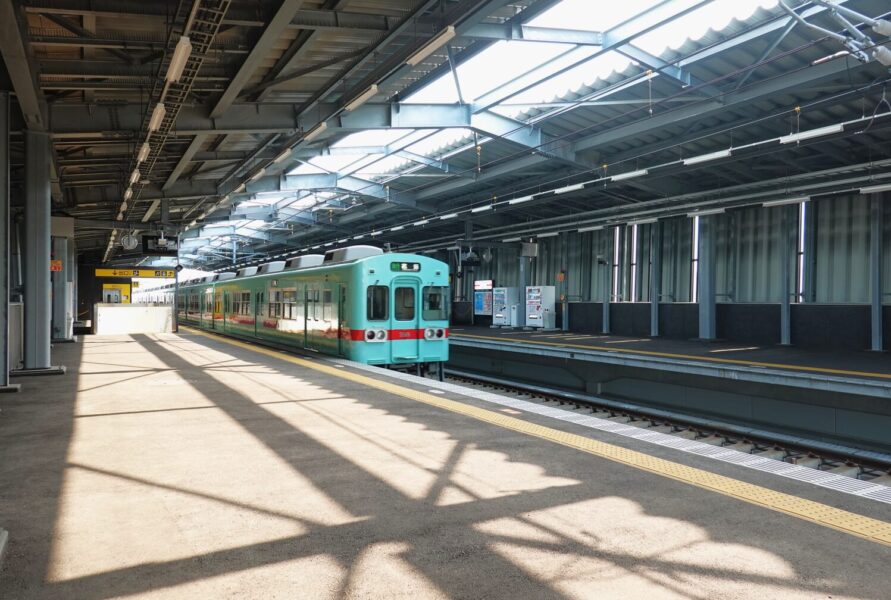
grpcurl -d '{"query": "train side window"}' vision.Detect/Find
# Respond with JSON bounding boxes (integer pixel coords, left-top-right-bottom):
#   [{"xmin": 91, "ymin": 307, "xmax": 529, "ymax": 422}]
[
  {"xmin": 367, "ymin": 285, "xmax": 388, "ymax": 320},
  {"xmin": 322, "ymin": 289, "xmax": 332, "ymax": 320},
  {"xmin": 422, "ymin": 286, "xmax": 448, "ymax": 320},
  {"xmin": 394, "ymin": 287, "xmax": 415, "ymax": 321},
  {"xmin": 283, "ymin": 290, "xmax": 296, "ymax": 319}
]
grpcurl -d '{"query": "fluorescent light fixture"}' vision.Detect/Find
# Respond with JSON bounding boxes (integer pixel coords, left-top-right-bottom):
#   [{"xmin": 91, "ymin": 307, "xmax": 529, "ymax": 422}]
[
  {"xmin": 353, "ymin": 234, "xmax": 365, "ymax": 240},
  {"xmin": 683, "ymin": 149, "xmax": 731, "ymax": 165},
  {"xmin": 137, "ymin": 142, "xmax": 151, "ymax": 163},
  {"xmin": 577, "ymin": 225, "xmax": 604, "ymax": 233},
  {"xmin": 304, "ymin": 121, "xmax": 328, "ymax": 142},
  {"xmin": 344, "ymin": 84, "xmax": 378, "ymax": 112},
  {"xmin": 610, "ymin": 169, "xmax": 648, "ymax": 182},
  {"xmin": 120, "ymin": 201, "xmax": 128, "ymax": 211},
  {"xmin": 406, "ymin": 25, "xmax": 456, "ymax": 66},
  {"xmin": 141, "ymin": 199, "xmax": 160, "ymax": 222},
  {"xmin": 686, "ymin": 207, "xmax": 725, "ymax": 217},
  {"xmin": 860, "ymin": 182, "xmax": 891, "ymax": 194},
  {"xmin": 502, "ymin": 237, "xmax": 521, "ymax": 242},
  {"xmin": 763, "ymin": 196, "xmax": 809, "ymax": 207},
  {"xmin": 148, "ymin": 103, "xmax": 166, "ymax": 132},
  {"xmin": 311, "ymin": 245, "xmax": 321, "ymax": 249},
  {"xmin": 537, "ymin": 232, "xmax": 559, "ymax": 238},
  {"xmin": 116, "ymin": 212, "xmax": 124, "ymax": 221},
  {"xmin": 370, "ymin": 230, "xmax": 383, "ymax": 236},
  {"xmin": 129, "ymin": 168, "xmax": 140, "ymax": 185},
  {"xmin": 439, "ymin": 212, "xmax": 458, "ymax": 220},
  {"xmin": 471, "ymin": 205, "xmax": 491, "ymax": 213},
  {"xmin": 390, "ymin": 225, "xmax": 405, "ymax": 231},
  {"xmin": 234, "ymin": 183, "xmax": 246, "ymax": 193},
  {"xmin": 249, "ymin": 168, "xmax": 266, "ymax": 182},
  {"xmin": 508, "ymin": 195, "xmax": 533, "ymax": 205},
  {"xmin": 628, "ymin": 218, "xmax": 658, "ymax": 225},
  {"xmin": 165, "ymin": 36, "xmax": 192, "ymax": 82},
  {"xmin": 324, "ymin": 242, "xmax": 334, "ymax": 247},
  {"xmin": 779, "ymin": 123, "xmax": 843, "ymax": 144},
  {"xmin": 123, "ymin": 188, "xmax": 132, "ymax": 201},
  {"xmin": 273, "ymin": 148, "xmax": 292, "ymax": 163},
  {"xmin": 413, "ymin": 219, "xmax": 430, "ymax": 226},
  {"xmin": 554, "ymin": 183, "xmax": 585, "ymax": 194}
]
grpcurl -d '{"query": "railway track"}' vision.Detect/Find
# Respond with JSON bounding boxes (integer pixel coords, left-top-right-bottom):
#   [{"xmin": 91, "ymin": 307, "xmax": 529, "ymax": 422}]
[{"xmin": 439, "ymin": 369, "xmax": 891, "ymax": 486}]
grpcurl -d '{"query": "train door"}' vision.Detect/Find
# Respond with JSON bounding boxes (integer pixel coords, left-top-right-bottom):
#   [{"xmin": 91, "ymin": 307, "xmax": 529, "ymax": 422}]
[
  {"xmin": 254, "ymin": 289, "xmax": 263, "ymax": 337},
  {"xmin": 214, "ymin": 289, "xmax": 223, "ymax": 330},
  {"xmin": 337, "ymin": 285, "xmax": 347, "ymax": 356},
  {"xmin": 391, "ymin": 278, "xmax": 420, "ymax": 361}
]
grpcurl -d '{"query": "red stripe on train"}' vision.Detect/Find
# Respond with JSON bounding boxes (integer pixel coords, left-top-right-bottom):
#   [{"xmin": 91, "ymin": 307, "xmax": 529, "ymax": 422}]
[{"xmin": 349, "ymin": 328, "xmax": 449, "ymax": 341}]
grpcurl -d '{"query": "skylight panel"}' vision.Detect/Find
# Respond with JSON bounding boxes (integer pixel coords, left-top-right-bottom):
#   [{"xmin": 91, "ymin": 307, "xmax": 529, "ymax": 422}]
[
  {"xmin": 406, "ymin": 128, "xmax": 473, "ymax": 157},
  {"xmin": 307, "ymin": 154, "xmax": 364, "ymax": 173},
  {"xmin": 289, "ymin": 161, "xmax": 327, "ymax": 175},
  {"xmin": 527, "ymin": 0, "xmax": 654, "ymax": 31},
  {"xmin": 333, "ymin": 129, "xmax": 416, "ymax": 148},
  {"xmin": 355, "ymin": 154, "xmax": 412, "ymax": 176}
]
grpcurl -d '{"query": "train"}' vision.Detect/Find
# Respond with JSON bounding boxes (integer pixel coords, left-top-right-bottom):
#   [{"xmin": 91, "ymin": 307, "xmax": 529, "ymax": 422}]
[{"xmin": 177, "ymin": 246, "xmax": 450, "ymax": 370}]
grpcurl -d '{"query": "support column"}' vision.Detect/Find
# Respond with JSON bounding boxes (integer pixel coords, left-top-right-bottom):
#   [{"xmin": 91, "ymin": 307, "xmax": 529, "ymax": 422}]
[
  {"xmin": 602, "ymin": 228, "xmax": 612, "ymax": 334},
  {"xmin": 0, "ymin": 91, "xmax": 19, "ymax": 392},
  {"xmin": 650, "ymin": 220, "xmax": 662, "ymax": 337},
  {"xmin": 780, "ymin": 204, "xmax": 794, "ymax": 345},
  {"xmin": 870, "ymin": 195, "xmax": 883, "ymax": 351},
  {"xmin": 19, "ymin": 130, "xmax": 64, "ymax": 375},
  {"xmin": 697, "ymin": 215, "xmax": 717, "ymax": 340},
  {"xmin": 517, "ymin": 252, "xmax": 528, "ymax": 328}
]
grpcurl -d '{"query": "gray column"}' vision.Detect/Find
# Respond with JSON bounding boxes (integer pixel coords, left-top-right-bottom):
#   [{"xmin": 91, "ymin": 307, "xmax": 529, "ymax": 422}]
[
  {"xmin": 780, "ymin": 204, "xmax": 793, "ymax": 345},
  {"xmin": 698, "ymin": 215, "xmax": 717, "ymax": 340},
  {"xmin": 801, "ymin": 200, "xmax": 816, "ymax": 303},
  {"xmin": 650, "ymin": 221, "xmax": 662, "ymax": 337},
  {"xmin": 602, "ymin": 228, "xmax": 612, "ymax": 334},
  {"xmin": 870, "ymin": 195, "xmax": 883, "ymax": 352},
  {"xmin": 0, "ymin": 91, "xmax": 18, "ymax": 392},
  {"xmin": 22, "ymin": 130, "xmax": 63, "ymax": 374},
  {"xmin": 517, "ymin": 253, "xmax": 528, "ymax": 328}
]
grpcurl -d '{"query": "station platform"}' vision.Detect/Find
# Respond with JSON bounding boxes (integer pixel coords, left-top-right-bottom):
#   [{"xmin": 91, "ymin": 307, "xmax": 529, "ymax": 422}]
[{"xmin": 1, "ymin": 331, "xmax": 890, "ymax": 599}]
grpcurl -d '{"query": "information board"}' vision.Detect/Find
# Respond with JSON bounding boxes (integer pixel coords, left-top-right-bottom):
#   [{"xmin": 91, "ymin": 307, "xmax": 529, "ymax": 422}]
[
  {"xmin": 95, "ymin": 268, "xmax": 176, "ymax": 278},
  {"xmin": 473, "ymin": 290, "xmax": 493, "ymax": 315}
]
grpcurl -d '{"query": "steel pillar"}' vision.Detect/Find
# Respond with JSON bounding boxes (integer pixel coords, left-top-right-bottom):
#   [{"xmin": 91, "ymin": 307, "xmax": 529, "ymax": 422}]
[
  {"xmin": 19, "ymin": 130, "xmax": 64, "ymax": 375},
  {"xmin": 697, "ymin": 215, "xmax": 717, "ymax": 340},
  {"xmin": 780, "ymin": 204, "xmax": 794, "ymax": 346},
  {"xmin": 517, "ymin": 253, "xmax": 528, "ymax": 328},
  {"xmin": 650, "ymin": 221, "xmax": 662, "ymax": 337},
  {"xmin": 869, "ymin": 195, "xmax": 883, "ymax": 351},
  {"xmin": 0, "ymin": 92, "xmax": 18, "ymax": 392},
  {"xmin": 602, "ymin": 228, "xmax": 612, "ymax": 334}
]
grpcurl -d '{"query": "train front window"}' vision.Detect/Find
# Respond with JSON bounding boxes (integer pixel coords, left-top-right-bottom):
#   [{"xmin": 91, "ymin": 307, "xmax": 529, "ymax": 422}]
[
  {"xmin": 367, "ymin": 285, "xmax": 388, "ymax": 320},
  {"xmin": 395, "ymin": 287, "xmax": 415, "ymax": 321},
  {"xmin": 422, "ymin": 287, "xmax": 448, "ymax": 320}
]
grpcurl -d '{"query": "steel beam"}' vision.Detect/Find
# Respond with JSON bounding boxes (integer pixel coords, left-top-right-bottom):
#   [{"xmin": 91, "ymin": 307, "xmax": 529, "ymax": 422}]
[
  {"xmin": 780, "ymin": 204, "xmax": 794, "ymax": 345},
  {"xmin": 697, "ymin": 214, "xmax": 716, "ymax": 340},
  {"xmin": 464, "ymin": 23, "xmax": 603, "ymax": 45},
  {"xmin": 163, "ymin": 134, "xmax": 207, "ymax": 190},
  {"xmin": 0, "ymin": 0, "xmax": 46, "ymax": 130},
  {"xmin": 0, "ymin": 92, "xmax": 18, "ymax": 392},
  {"xmin": 210, "ymin": 0, "xmax": 307, "ymax": 119},
  {"xmin": 282, "ymin": 172, "xmax": 414, "ymax": 206}
]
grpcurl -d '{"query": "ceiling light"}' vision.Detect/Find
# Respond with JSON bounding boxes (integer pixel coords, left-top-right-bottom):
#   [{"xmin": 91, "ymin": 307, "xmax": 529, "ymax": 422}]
[
  {"xmin": 129, "ymin": 168, "xmax": 140, "ymax": 185},
  {"xmin": 860, "ymin": 182, "xmax": 891, "ymax": 194},
  {"xmin": 249, "ymin": 168, "xmax": 266, "ymax": 182},
  {"xmin": 353, "ymin": 234, "xmax": 365, "ymax": 240},
  {"xmin": 471, "ymin": 205, "xmax": 491, "ymax": 213},
  {"xmin": 762, "ymin": 196, "xmax": 809, "ymax": 207},
  {"xmin": 439, "ymin": 212, "xmax": 458, "ymax": 220},
  {"xmin": 554, "ymin": 183, "xmax": 585, "ymax": 194},
  {"xmin": 628, "ymin": 218, "xmax": 658, "ymax": 225},
  {"xmin": 502, "ymin": 237, "xmax": 521, "ymax": 242},
  {"xmin": 123, "ymin": 188, "xmax": 132, "ymax": 201},
  {"xmin": 116, "ymin": 212, "xmax": 124, "ymax": 221},
  {"xmin": 610, "ymin": 168, "xmax": 648, "ymax": 182},
  {"xmin": 370, "ymin": 230, "xmax": 382, "ymax": 236},
  {"xmin": 148, "ymin": 103, "xmax": 166, "ymax": 132},
  {"xmin": 779, "ymin": 123, "xmax": 843, "ymax": 144},
  {"xmin": 686, "ymin": 207, "xmax": 725, "ymax": 217},
  {"xmin": 344, "ymin": 84, "xmax": 379, "ymax": 112},
  {"xmin": 273, "ymin": 148, "xmax": 292, "ymax": 163},
  {"xmin": 508, "ymin": 195, "xmax": 533, "ymax": 205},
  {"xmin": 304, "ymin": 121, "xmax": 328, "ymax": 142},
  {"xmin": 390, "ymin": 225, "xmax": 404, "ymax": 231},
  {"xmin": 121, "ymin": 201, "xmax": 128, "ymax": 211},
  {"xmin": 577, "ymin": 225, "xmax": 603, "ymax": 233},
  {"xmin": 406, "ymin": 25, "xmax": 456, "ymax": 66},
  {"xmin": 141, "ymin": 199, "xmax": 160, "ymax": 222},
  {"xmin": 137, "ymin": 142, "xmax": 151, "ymax": 163},
  {"xmin": 537, "ymin": 232, "xmax": 559, "ymax": 238},
  {"xmin": 234, "ymin": 183, "xmax": 246, "ymax": 193},
  {"xmin": 165, "ymin": 36, "xmax": 192, "ymax": 83},
  {"xmin": 683, "ymin": 149, "xmax": 731, "ymax": 165},
  {"xmin": 413, "ymin": 219, "xmax": 430, "ymax": 226}
]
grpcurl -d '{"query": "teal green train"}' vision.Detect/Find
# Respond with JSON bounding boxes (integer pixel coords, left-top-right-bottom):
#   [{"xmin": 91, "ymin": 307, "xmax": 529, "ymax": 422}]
[{"xmin": 177, "ymin": 246, "xmax": 450, "ymax": 369}]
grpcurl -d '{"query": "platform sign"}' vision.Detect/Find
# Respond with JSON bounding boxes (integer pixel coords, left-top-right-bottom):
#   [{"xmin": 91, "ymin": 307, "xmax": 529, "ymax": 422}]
[
  {"xmin": 473, "ymin": 290, "xmax": 493, "ymax": 316},
  {"xmin": 50, "ymin": 260, "xmax": 63, "ymax": 272},
  {"xmin": 95, "ymin": 268, "xmax": 176, "ymax": 278},
  {"xmin": 474, "ymin": 279, "xmax": 493, "ymax": 290}
]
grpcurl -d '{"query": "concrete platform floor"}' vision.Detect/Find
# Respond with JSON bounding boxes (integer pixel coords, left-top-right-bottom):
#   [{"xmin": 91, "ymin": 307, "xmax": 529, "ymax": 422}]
[{"xmin": 1, "ymin": 332, "xmax": 890, "ymax": 599}]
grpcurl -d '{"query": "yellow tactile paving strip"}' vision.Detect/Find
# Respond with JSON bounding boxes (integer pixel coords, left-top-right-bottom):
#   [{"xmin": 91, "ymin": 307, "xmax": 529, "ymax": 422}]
[
  {"xmin": 453, "ymin": 332, "xmax": 891, "ymax": 381},
  {"xmin": 183, "ymin": 328, "xmax": 891, "ymax": 547}
]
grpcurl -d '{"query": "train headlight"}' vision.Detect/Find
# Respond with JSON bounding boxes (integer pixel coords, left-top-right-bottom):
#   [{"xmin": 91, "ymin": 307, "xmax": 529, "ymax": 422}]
[
  {"xmin": 435, "ymin": 328, "xmax": 445, "ymax": 339},
  {"xmin": 424, "ymin": 328, "xmax": 436, "ymax": 340},
  {"xmin": 365, "ymin": 330, "xmax": 376, "ymax": 341},
  {"xmin": 375, "ymin": 329, "xmax": 387, "ymax": 340}
]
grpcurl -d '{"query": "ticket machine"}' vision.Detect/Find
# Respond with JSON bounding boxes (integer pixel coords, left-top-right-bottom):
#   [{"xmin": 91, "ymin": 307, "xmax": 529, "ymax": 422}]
[
  {"xmin": 525, "ymin": 286, "xmax": 556, "ymax": 329},
  {"xmin": 492, "ymin": 287, "xmax": 519, "ymax": 327}
]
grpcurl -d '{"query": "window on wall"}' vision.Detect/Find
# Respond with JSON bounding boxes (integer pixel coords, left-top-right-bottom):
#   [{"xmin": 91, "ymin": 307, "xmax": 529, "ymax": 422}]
[{"xmin": 367, "ymin": 285, "xmax": 388, "ymax": 320}]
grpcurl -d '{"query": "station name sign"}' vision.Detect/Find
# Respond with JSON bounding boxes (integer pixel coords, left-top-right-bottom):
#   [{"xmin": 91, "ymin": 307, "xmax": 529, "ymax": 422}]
[{"xmin": 95, "ymin": 268, "xmax": 176, "ymax": 278}]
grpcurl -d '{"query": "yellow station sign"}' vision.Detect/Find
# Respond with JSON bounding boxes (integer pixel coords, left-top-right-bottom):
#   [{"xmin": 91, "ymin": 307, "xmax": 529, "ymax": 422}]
[{"xmin": 95, "ymin": 268, "xmax": 176, "ymax": 278}]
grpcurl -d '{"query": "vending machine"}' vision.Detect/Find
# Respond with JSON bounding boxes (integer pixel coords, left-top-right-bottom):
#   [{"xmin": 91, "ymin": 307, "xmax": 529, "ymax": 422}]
[
  {"xmin": 473, "ymin": 280, "xmax": 494, "ymax": 318},
  {"xmin": 525, "ymin": 286, "xmax": 556, "ymax": 329},
  {"xmin": 492, "ymin": 287, "xmax": 519, "ymax": 327}
]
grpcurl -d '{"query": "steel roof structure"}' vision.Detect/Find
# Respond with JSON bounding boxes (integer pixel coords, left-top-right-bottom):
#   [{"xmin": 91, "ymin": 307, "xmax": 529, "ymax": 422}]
[{"xmin": 1, "ymin": 0, "xmax": 889, "ymax": 269}]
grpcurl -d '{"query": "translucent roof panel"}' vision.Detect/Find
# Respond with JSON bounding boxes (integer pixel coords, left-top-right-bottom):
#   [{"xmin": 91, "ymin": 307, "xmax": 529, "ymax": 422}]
[
  {"xmin": 530, "ymin": 0, "xmax": 658, "ymax": 31},
  {"xmin": 332, "ymin": 129, "xmax": 417, "ymax": 148},
  {"xmin": 405, "ymin": 128, "xmax": 473, "ymax": 157}
]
